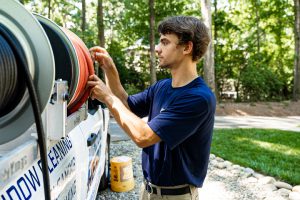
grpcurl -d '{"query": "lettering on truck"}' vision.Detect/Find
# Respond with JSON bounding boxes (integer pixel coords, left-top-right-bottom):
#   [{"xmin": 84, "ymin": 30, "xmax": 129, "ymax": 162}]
[
  {"xmin": 0, "ymin": 136, "xmax": 74, "ymax": 200},
  {"xmin": 1, "ymin": 156, "xmax": 28, "ymax": 183}
]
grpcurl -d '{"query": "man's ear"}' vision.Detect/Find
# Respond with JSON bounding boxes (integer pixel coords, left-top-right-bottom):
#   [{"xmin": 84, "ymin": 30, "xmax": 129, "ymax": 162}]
[{"xmin": 183, "ymin": 41, "xmax": 193, "ymax": 56}]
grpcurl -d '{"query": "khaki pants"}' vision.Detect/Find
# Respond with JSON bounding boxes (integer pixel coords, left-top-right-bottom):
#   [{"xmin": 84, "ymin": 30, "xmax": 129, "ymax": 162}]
[{"xmin": 139, "ymin": 182, "xmax": 199, "ymax": 200}]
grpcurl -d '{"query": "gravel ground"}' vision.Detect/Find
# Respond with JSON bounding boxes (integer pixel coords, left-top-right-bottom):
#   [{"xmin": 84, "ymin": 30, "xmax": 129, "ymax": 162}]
[
  {"xmin": 97, "ymin": 140, "xmax": 296, "ymax": 200},
  {"xmin": 97, "ymin": 140, "xmax": 143, "ymax": 200}
]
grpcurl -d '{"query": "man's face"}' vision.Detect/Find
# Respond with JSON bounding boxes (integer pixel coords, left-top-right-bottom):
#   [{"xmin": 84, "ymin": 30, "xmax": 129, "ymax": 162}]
[{"xmin": 155, "ymin": 33, "xmax": 185, "ymax": 69}]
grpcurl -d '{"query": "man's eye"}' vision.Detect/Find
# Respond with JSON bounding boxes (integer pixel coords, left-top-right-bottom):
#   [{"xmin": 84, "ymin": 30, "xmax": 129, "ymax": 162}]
[{"xmin": 162, "ymin": 41, "xmax": 168, "ymax": 46}]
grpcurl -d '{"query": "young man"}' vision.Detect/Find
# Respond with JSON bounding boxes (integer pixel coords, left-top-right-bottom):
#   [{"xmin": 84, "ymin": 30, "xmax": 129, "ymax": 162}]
[{"xmin": 88, "ymin": 16, "xmax": 216, "ymax": 200}]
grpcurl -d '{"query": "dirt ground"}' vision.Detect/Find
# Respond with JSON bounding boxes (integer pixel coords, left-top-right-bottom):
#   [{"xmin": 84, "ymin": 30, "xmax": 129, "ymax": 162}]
[{"xmin": 216, "ymin": 101, "xmax": 300, "ymax": 116}]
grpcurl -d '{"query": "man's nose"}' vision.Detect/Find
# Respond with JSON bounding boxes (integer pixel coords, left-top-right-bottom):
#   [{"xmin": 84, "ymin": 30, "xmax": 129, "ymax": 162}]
[{"xmin": 155, "ymin": 44, "xmax": 161, "ymax": 53}]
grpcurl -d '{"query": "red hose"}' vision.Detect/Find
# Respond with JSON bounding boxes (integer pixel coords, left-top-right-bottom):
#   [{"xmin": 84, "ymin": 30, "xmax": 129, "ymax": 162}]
[{"xmin": 62, "ymin": 28, "xmax": 94, "ymax": 115}]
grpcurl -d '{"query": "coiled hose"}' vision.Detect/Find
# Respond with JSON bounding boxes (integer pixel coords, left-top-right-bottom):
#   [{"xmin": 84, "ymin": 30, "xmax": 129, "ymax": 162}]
[
  {"xmin": 0, "ymin": 34, "xmax": 25, "ymax": 117},
  {"xmin": 62, "ymin": 28, "xmax": 94, "ymax": 115},
  {"xmin": 0, "ymin": 26, "xmax": 51, "ymax": 200}
]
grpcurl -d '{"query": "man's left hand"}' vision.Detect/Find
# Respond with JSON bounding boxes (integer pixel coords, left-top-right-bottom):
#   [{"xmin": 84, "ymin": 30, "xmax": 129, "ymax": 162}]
[{"xmin": 87, "ymin": 74, "xmax": 112, "ymax": 104}]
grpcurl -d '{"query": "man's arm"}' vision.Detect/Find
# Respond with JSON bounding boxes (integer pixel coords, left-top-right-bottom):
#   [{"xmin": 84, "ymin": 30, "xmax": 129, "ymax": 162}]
[
  {"xmin": 88, "ymin": 75, "xmax": 161, "ymax": 148},
  {"xmin": 90, "ymin": 46, "xmax": 129, "ymax": 108},
  {"xmin": 107, "ymin": 95, "xmax": 161, "ymax": 148}
]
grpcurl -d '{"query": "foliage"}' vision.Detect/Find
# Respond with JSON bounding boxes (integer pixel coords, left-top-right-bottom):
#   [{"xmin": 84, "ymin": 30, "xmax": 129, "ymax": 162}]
[
  {"xmin": 214, "ymin": 0, "xmax": 294, "ymax": 101},
  {"xmin": 124, "ymin": 84, "xmax": 141, "ymax": 95},
  {"xmin": 211, "ymin": 129, "xmax": 300, "ymax": 185},
  {"xmin": 112, "ymin": 0, "xmax": 201, "ymax": 87},
  {"xmin": 24, "ymin": 0, "xmax": 297, "ymax": 100},
  {"xmin": 118, "ymin": 0, "xmax": 200, "ymax": 45},
  {"xmin": 239, "ymin": 58, "xmax": 284, "ymax": 101}
]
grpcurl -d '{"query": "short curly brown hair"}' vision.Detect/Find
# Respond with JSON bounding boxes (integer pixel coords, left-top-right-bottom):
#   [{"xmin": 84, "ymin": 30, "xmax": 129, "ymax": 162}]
[{"xmin": 158, "ymin": 16, "xmax": 210, "ymax": 62}]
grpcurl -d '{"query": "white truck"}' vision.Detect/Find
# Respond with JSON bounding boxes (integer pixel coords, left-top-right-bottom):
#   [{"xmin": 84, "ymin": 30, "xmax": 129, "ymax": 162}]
[
  {"xmin": 0, "ymin": 103, "xmax": 111, "ymax": 200},
  {"xmin": 0, "ymin": 1, "xmax": 110, "ymax": 199}
]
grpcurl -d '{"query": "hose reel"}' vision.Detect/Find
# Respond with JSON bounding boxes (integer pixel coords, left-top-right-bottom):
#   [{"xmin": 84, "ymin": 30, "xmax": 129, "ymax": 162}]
[
  {"xmin": 35, "ymin": 14, "xmax": 94, "ymax": 115},
  {"xmin": 0, "ymin": 0, "xmax": 55, "ymax": 144},
  {"xmin": 0, "ymin": 1, "xmax": 94, "ymax": 144}
]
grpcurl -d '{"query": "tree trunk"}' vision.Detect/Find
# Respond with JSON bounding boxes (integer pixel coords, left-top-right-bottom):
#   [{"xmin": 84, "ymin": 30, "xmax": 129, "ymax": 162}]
[
  {"xmin": 255, "ymin": 0, "xmax": 260, "ymax": 55},
  {"xmin": 48, "ymin": 0, "xmax": 51, "ymax": 19},
  {"xmin": 213, "ymin": 0, "xmax": 219, "ymax": 101},
  {"xmin": 97, "ymin": 0, "xmax": 105, "ymax": 47},
  {"xmin": 213, "ymin": 0, "xmax": 218, "ymax": 66},
  {"xmin": 293, "ymin": 0, "xmax": 300, "ymax": 101},
  {"xmin": 201, "ymin": 0, "xmax": 216, "ymax": 93},
  {"xmin": 81, "ymin": 0, "xmax": 86, "ymax": 42},
  {"xmin": 149, "ymin": 0, "xmax": 157, "ymax": 84}
]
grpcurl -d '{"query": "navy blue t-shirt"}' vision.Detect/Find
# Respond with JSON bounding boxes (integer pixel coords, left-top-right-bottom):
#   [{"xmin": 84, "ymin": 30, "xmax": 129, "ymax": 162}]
[{"xmin": 127, "ymin": 77, "xmax": 216, "ymax": 187}]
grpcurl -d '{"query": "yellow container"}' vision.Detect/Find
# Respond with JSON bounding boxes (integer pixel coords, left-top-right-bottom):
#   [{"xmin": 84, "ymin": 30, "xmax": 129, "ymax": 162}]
[{"xmin": 110, "ymin": 156, "xmax": 135, "ymax": 192}]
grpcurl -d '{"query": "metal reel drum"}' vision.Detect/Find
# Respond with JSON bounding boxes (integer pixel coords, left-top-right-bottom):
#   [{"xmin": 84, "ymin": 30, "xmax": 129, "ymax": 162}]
[
  {"xmin": 34, "ymin": 14, "xmax": 94, "ymax": 115},
  {"xmin": 34, "ymin": 14, "xmax": 80, "ymax": 105},
  {"xmin": 0, "ymin": 0, "xmax": 55, "ymax": 144}
]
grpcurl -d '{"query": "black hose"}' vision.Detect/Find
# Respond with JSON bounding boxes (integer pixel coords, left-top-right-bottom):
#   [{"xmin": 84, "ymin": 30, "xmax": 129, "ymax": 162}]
[
  {"xmin": 0, "ymin": 34, "xmax": 17, "ymax": 111},
  {"xmin": 0, "ymin": 34, "xmax": 25, "ymax": 117},
  {"xmin": 0, "ymin": 25, "xmax": 51, "ymax": 200}
]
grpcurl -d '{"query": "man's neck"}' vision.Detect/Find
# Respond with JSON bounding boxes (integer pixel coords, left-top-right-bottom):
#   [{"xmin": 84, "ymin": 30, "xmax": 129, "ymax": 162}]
[{"xmin": 170, "ymin": 60, "xmax": 198, "ymax": 88}]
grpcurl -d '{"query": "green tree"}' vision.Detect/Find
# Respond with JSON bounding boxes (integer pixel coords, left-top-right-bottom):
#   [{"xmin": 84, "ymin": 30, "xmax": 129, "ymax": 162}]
[
  {"xmin": 294, "ymin": 0, "xmax": 300, "ymax": 101},
  {"xmin": 149, "ymin": 0, "xmax": 157, "ymax": 84},
  {"xmin": 25, "ymin": 0, "xmax": 296, "ymax": 101},
  {"xmin": 214, "ymin": 0, "xmax": 293, "ymax": 101}
]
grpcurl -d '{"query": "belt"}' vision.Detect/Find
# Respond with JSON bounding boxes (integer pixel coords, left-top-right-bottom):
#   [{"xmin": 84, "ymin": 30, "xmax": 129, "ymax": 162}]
[{"xmin": 144, "ymin": 181, "xmax": 191, "ymax": 196}]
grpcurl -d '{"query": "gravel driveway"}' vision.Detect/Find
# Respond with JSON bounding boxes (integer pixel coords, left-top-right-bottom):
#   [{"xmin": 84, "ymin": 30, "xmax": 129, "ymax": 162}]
[{"xmin": 97, "ymin": 140, "xmax": 298, "ymax": 200}]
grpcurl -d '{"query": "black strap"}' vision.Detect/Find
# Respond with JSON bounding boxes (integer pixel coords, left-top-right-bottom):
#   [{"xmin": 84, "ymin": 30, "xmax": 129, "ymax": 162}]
[{"xmin": 145, "ymin": 183, "xmax": 191, "ymax": 196}]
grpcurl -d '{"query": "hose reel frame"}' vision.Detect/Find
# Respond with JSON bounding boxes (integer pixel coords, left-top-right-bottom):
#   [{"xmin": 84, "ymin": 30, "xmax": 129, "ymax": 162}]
[
  {"xmin": 35, "ymin": 15, "xmax": 94, "ymax": 115},
  {"xmin": 34, "ymin": 14, "xmax": 80, "ymax": 109},
  {"xmin": 0, "ymin": 1, "xmax": 94, "ymax": 144},
  {"xmin": 0, "ymin": 1, "xmax": 55, "ymax": 144}
]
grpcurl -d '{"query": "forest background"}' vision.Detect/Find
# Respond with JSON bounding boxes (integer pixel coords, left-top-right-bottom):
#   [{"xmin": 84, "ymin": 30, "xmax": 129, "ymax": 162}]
[{"xmin": 20, "ymin": 0, "xmax": 300, "ymax": 103}]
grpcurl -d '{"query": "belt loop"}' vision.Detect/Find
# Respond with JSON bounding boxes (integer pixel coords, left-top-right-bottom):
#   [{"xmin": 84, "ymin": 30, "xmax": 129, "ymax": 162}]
[
  {"xmin": 145, "ymin": 180, "xmax": 153, "ymax": 195},
  {"xmin": 148, "ymin": 183, "xmax": 153, "ymax": 195},
  {"xmin": 156, "ymin": 185, "xmax": 161, "ymax": 197},
  {"xmin": 190, "ymin": 185, "xmax": 198, "ymax": 199},
  {"xmin": 148, "ymin": 181, "xmax": 161, "ymax": 197}
]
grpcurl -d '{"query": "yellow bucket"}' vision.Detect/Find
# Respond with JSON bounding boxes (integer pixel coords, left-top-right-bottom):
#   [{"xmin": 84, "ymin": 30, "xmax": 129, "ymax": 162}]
[{"xmin": 110, "ymin": 156, "xmax": 135, "ymax": 192}]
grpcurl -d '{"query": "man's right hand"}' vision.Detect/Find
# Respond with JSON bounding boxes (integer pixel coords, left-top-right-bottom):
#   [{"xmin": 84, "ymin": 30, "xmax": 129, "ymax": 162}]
[
  {"xmin": 89, "ymin": 46, "xmax": 116, "ymax": 72},
  {"xmin": 89, "ymin": 46, "xmax": 129, "ymax": 108}
]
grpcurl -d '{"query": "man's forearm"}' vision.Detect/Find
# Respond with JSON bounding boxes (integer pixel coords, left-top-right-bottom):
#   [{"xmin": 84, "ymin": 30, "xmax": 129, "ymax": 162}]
[
  {"xmin": 104, "ymin": 70, "xmax": 129, "ymax": 108},
  {"xmin": 104, "ymin": 95, "xmax": 160, "ymax": 148}
]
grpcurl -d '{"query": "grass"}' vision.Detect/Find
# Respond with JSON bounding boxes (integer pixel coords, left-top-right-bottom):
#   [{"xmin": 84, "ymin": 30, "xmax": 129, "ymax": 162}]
[{"xmin": 211, "ymin": 129, "xmax": 300, "ymax": 185}]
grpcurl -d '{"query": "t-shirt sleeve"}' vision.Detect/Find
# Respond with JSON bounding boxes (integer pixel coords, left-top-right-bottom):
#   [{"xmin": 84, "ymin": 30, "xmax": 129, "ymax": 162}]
[
  {"xmin": 127, "ymin": 88, "xmax": 152, "ymax": 118},
  {"xmin": 147, "ymin": 94, "xmax": 209, "ymax": 150}
]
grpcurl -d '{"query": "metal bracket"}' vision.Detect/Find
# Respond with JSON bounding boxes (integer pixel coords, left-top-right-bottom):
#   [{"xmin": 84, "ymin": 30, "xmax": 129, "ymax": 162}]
[{"xmin": 46, "ymin": 79, "xmax": 68, "ymax": 141}]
